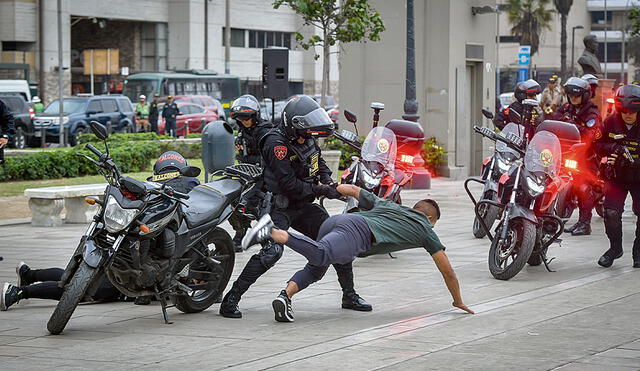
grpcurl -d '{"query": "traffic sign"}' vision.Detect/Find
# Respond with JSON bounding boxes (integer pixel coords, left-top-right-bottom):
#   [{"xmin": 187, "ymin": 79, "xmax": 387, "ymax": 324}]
[
  {"xmin": 517, "ymin": 45, "xmax": 531, "ymax": 66},
  {"xmin": 518, "ymin": 68, "xmax": 529, "ymax": 82}
]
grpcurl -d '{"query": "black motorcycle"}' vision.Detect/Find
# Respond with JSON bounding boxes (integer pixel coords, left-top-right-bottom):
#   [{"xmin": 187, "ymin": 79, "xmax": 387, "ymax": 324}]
[{"xmin": 47, "ymin": 121, "xmax": 261, "ymax": 334}]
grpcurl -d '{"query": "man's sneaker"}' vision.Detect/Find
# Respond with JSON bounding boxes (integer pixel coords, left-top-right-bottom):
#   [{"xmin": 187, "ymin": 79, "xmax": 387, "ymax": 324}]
[
  {"xmin": 16, "ymin": 262, "xmax": 30, "ymax": 287},
  {"xmin": 272, "ymin": 290, "xmax": 294, "ymax": 322},
  {"xmin": 241, "ymin": 214, "xmax": 274, "ymax": 250},
  {"xmin": 1, "ymin": 283, "xmax": 22, "ymax": 311}
]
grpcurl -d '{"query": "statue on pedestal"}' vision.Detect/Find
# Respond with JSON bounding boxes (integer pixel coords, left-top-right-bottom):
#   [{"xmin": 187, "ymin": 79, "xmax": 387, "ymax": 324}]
[{"xmin": 578, "ymin": 35, "xmax": 603, "ymax": 77}]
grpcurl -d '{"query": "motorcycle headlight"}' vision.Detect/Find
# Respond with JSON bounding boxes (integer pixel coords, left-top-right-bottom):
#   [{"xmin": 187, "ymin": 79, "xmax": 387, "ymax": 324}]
[
  {"xmin": 103, "ymin": 196, "xmax": 138, "ymax": 233},
  {"xmin": 525, "ymin": 176, "xmax": 545, "ymax": 197},
  {"xmin": 497, "ymin": 157, "xmax": 512, "ymax": 172},
  {"xmin": 361, "ymin": 170, "xmax": 382, "ymax": 189}
]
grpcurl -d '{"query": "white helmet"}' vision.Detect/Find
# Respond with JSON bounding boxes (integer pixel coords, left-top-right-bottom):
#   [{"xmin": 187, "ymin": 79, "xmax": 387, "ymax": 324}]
[
  {"xmin": 32, "ymin": 96, "xmax": 41, "ymax": 103},
  {"xmin": 139, "ymin": 94, "xmax": 146, "ymax": 99}
]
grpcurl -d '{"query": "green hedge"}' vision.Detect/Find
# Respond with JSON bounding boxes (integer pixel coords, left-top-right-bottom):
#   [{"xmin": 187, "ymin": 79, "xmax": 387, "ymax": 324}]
[
  {"xmin": 322, "ymin": 136, "xmax": 363, "ymax": 170},
  {"xmin": 78, "ymin": 132, "xmax": 173, "ymax": 144}
]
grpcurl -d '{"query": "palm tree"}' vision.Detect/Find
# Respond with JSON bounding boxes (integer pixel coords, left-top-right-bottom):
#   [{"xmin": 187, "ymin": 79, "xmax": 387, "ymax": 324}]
[
  {"xmin": 555, "ymin": 0, "xmax": 574, "ymax": 80},
  {"xmin": 507, "ymin": 0, "xmax": 554, "ymax": 57}
]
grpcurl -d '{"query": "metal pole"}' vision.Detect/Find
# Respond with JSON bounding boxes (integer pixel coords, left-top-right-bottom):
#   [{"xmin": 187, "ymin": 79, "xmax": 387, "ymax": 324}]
[
  {"xmin": 57, "ymin": 0, "xmax": 64, "ymax": 146},
  {"xmin": 402, "ymin": 0, "xmax": 419, "ymax": 122},
  {"xmin": 571, "ymin": 27, "xmax": 576, "ymax": 77},
  {"xmin": 204, "ymin": 0, "xmax": 208, "ymax": 69},
  {"xmin": 496, "ymin": 7, "xmax": 500, "ymax": 96},
  {"xmin": 224, "ymin": 0, "xmax": 231, "ymax": 74},
  {"xmin": 604, "ymin": 0, "xmax": 608, "ymax": 78},
  {"xmin": 90, "ymin": 50, "xmax": 94, "ymax": 95}
]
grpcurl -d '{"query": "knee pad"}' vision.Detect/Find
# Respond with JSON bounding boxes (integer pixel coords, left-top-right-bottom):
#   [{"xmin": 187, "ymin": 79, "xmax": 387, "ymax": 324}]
[{"xmin": 258, "ymin": 241, "xmax": 283, "ymax": 269}]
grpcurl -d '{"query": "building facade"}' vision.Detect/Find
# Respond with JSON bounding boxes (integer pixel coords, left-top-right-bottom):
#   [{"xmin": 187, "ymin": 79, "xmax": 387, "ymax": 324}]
[
  {"xmin": 0, "ymin": 0, "xmax": 338, "ymax": 102},
  {"xmin": 339, "ymin": 0, "xmax": 498, "ymax": 179}
]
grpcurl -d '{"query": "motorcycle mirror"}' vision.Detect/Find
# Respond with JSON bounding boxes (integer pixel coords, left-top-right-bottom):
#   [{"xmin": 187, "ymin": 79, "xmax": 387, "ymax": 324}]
[
  {"xmin": 522, "ymin": 99, "xmax": 540, "ymax": 107},
  {"xmin": 121, "ymin": 177, "xmax": 147, "ymax": 197},
  {"xmin": 344, "ymin": 110, "xmax": 357, "ymax": 124},
  {"xmin": 482, "ymin": 109, "xmax": 494, "ymax": 120},
  {"xmin": 89, "ymin": 121, "xmax": 109, "ymax": 140},
  {"xmin": 339, "ymin": 130, "xmax": 358, "ymax": 143},
  {"xmin": 180, "ymin": 165, "xmax": 201, "ymax": 178}
]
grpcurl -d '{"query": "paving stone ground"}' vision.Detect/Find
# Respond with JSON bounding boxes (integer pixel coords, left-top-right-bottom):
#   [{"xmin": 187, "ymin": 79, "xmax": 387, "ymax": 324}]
[{"xmin": 0, "ymin": 178, "xmax": 638, "ymax": 370}]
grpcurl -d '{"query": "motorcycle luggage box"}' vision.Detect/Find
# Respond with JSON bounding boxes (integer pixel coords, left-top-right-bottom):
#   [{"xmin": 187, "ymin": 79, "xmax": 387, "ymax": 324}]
[
  {"xmin": 536, "ymin": 120, "xmax": 581, "ymax": 154},
  {"xmin": 384, "ymin": 119, "xmax": 425, "ymax": 153}
]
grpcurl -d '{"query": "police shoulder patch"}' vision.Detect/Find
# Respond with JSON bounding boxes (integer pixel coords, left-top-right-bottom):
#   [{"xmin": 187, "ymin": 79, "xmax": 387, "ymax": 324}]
[
  {"xmin": 586, "ymin": 119, "xmax": 596, "ymax": 128},
  {"xmin": 274, "ymin": 145, "xmax": 288, "ymax": 160}
]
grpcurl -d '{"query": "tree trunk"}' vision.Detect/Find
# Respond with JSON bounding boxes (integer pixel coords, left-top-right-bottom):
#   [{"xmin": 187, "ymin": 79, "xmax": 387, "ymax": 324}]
[
  {"xmin": 560, "ymin": 14, "xmax": 567, "ymax": 80},
  {"xmin": 321, "ymin": 37, "xmax": 331, "ymax": 107}
]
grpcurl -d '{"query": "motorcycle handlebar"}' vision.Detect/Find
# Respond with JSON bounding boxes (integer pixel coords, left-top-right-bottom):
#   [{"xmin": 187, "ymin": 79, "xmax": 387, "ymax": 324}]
[
  {"xmin": 85, "ymin": 143, "xmax": 103, "ymax": 158},
  {"xmin": 474, "ymin": 126, "xmax": 526, "ymax": 156},
  {"xmin": 172, "ymin": 190, "xmax": 190, "ymax": 200}
]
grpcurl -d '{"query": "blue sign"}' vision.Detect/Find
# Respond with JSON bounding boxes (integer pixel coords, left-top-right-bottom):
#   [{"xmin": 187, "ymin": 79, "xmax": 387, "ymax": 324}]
[
  {"xmin": 518, "ymin": 53, "xmax": 530, "ymax": 65},
  {"xmin": 518, "ymin": 68, "xmax": 529, "ymax": 82}
]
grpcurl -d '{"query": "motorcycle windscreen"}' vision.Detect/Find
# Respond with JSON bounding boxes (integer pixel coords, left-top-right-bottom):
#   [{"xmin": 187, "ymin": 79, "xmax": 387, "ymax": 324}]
[
  {"xmin": 524, "ymin": 130, "xmax": 562, "ymax": 178},
  {"xmin": 361, "ymin": 127, "xmax": 398, "ymax": 171},
  {"xmin": 496, "ymin": 123, "xmax": 525, "ymax": 157}
]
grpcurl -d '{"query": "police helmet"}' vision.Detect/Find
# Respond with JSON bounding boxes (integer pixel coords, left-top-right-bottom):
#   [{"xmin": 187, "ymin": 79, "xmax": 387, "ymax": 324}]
[
  {"xmin": 230, "ymin": 95, "xmax": 260, "ymax": 123},
  {"xmin": 281, "ymin": 95, "xmax": 334, "ymax": 140},
  {"xmin": 153, "ymin": 151, "xmax": 188, "ymax": 181},
  {"xmin": 514, "ymin": 79, "xmax": 542, "ymax": 102},
  {"xmin": 581, "ymin": 74, "xmax": 599, "ymax": 98},
  {"xmin": 564, "ymin": 77, "xmax": 591, "ymax": 104},
  {"xmin": 614, "ymin": 84, "xmax": 640, "ymax": 114}
]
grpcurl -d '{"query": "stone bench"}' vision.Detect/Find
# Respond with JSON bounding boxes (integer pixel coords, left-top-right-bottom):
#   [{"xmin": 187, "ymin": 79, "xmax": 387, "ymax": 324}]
[{"xmin": 24, "ymin": 184, "xmax": 107, "ymax": 227}]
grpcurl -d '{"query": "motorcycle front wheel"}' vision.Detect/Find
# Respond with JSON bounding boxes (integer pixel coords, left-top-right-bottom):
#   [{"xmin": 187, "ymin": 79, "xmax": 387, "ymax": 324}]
[
  {"xmin": 47, "ymin": 261, "xmax": 99, "ymax": 335},
  {"xmin": 174, "ymin": 228, "xmax": 235, "ymax": 313},
  {"xmin": 472, "ymin": 191, "xmax": 499, "ymax": 239},
  {"xmin": 488, "ymin": 218, "xmax": 536, "ymax": 280}
]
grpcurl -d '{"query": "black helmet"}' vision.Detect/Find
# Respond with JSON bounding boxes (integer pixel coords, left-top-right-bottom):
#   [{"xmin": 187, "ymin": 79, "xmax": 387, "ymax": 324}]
[
  {"xmin": 581, "ymin": 74, "xmax": 599, "ymax": 98},
  {"xmin": 614, "ymin": 84, "xmax": 640, "ymax": 114},
  {"xmin": 230, "ymin": 95, "xmax": 260, "ymax": 123},
  {"xmin": 564, "ymin": 77, "xmax": 591, "ymax": 104},
  {"xmin": 153, "ymin": 151, "xmax": 187, "ymax": 179},
  {"xmin": 281, "ymin": 95, "xmax": 334, "ymax": 140},
  {"xmin": 514, "ymin": 79, "xmax": 542, "ymax": 102}
]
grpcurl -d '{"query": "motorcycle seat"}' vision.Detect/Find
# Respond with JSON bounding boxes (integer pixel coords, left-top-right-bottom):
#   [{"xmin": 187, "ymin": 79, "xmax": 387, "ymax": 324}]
[{"xmin": 181, "ymin": 179, "xmax": 242, "ymax": 228}]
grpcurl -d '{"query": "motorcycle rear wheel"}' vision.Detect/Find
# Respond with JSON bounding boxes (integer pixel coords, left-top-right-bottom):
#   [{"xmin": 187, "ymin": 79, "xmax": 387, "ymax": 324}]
[
  {"xmin": 488, "ymin": 218, "xmax": 536, "ymax": 280},
  {"xmin": 174, "ymin": 228, "xmax": 235, "ymax": 313},
  {"xmin": 472, "ymin": 191, "xmax": 499, "ymax": 239},
  {"xmin": 47, "ymin": 261, "xmax": 99, "ymax": 335}
]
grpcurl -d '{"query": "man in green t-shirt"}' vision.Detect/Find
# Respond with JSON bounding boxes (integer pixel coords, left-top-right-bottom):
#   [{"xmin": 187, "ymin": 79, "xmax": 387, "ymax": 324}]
[{"xmin": 242, "ymin": 184, "xmax": 474, "ymax": 322}]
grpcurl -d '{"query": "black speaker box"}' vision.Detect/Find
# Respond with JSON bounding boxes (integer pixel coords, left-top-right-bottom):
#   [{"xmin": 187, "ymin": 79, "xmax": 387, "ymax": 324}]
[{"xmin": 262, "ymin": 47, "xmax": 289, "ymax": 100}]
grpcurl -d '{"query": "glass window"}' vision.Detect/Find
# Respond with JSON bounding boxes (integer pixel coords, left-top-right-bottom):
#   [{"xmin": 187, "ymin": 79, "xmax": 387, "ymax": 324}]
[
  {"xmin": 284, "ymin": 33, "xmax": 291, "ymax": 49},
  {"xmin": 87, "ymin": 100, "xmax": 103, "ymax": 113},
  {"xmin": 184, "ymin": 81, "xmax": 197, "ymax": 94},
  {"xmin": 258, "ymin": 31, "xmax": 266, "ymax": 48},
  {"xmin": 180, "ymin": 105, "xmax": 192, "ymax": 115},
  {"xmin": 43, "ymin": 99, "xmax": 87, "ymax": 115},
  {"xmin": 192, "ymin": 105, "xmax": 204, "ymax": 114},
  {"xmin": 101, "ymin": 99, "xmax": 118, "ymax": 113},
  {"xmin": 117, "ymin": 98, "xmax": 133, "ymax": 112},
  {"xmin": 123, "ymin": 79, "xmax": 159, "ymax": 102},
  {"xmin": 249, "ymin": 30, "xmax": 257, "ymax": 47},
  {"xmin": 231, "ymin": 28, "xmax": 245, "ymax": 47}
]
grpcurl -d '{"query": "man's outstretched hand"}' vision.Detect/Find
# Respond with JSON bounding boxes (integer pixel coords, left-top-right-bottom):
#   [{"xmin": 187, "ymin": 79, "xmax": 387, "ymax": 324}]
[{"xmin": 453, "ymin": 301, "xmax": 474, "ymax": 314}]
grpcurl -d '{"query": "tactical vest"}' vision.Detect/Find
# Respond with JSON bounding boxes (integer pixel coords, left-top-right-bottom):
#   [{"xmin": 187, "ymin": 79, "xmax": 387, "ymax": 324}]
[
  {"xmin": 260, "ymin": 129, "xmax": 321, "ymax": 196},
  {"xmin": 607, "ymin": 123, "xmax": 640, "ymax": 183}
]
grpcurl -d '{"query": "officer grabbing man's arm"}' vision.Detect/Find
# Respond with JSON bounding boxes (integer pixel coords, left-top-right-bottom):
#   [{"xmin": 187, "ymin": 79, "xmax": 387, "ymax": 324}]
[{"xmin": 594, "ymin": 84, "xmax": 640, "ymax": 269}]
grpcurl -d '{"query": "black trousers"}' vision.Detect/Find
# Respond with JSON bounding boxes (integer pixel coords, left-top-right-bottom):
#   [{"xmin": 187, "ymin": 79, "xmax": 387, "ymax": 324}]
[
  {"xmin": 603, "ymin": 181, "xmax": 640, "ymax": 261},
  {"xmin": 149, "ymin": 118, "xmax": 158, "ymax": 135},
  {"xmin": 229, "ymin": 201, "xmax": 358, "ymax": 297},
  {"xmin": 165, "ymin": 119, "xmax": 177, "ymax": 137},
  {"xmin": 21, "ymin": 267, "xmax": 120, "ymax": 302}
]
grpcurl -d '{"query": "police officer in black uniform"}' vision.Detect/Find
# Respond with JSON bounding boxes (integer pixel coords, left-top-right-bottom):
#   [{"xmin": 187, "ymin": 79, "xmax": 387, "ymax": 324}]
[
  {"xmin": 0, "ymin": 98, "xmax": 16, "ymax": 158},
  {"xmin": 494, "ymin": 79, "xmax": 542, "ymax": 139},
  {"xmin": 219, "ymin": 95, "xmax": 371, "ymax": 318},
  {"xmin": 227, "ymin": 94, "xmax": 273, "ymax": 251},
  {"xmin": 162, "ymin": 96, "xmax": 180, "ymax": 137},
  {"xmin": 554, "ymin": 77, "xmax": 603, "ymax": 236},
  {"xmin": 595, "ymin": 84, "xmax": 640, "ymax": 268},
  {"xmin": 149, "ymin": 93, "xmax": 160, "ymax": 135}
]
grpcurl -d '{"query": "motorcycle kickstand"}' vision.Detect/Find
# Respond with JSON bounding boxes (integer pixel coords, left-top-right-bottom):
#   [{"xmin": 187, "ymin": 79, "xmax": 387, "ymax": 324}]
[
  {"xmin": 541, "ymin": 252, "xmax": 556, "ymax": 273},
  {"xmin": 388, "ymin": 253, "xmax": 397, "ymax": 259},
  {"xmin": 154, "ymin": 288, "xmax": 174, "ymax": 325}
]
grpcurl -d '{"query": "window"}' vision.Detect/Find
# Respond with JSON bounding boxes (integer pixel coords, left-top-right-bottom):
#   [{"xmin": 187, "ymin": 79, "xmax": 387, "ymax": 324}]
[
  {"xmin": 101, "ymin": 99, "xmax": 118, "ymax": 113},
  {"xmin": 87, "ymin": 100, "xmax": 103, "ymax": 113},
  {"xmin": 141, "ymin": 23, "xmax": 168, "ymax": 71},
  {"xmin": 191, "ymin": 105, "xmax": 204, "ymax": 114},
  {"xmin": 499, "ymin": 36, "xmax": 520, "ymax": 43},
  {"xmin": 117, "ymin": 98, "xmax": 133, "ymax": 112},
  {"xmin": 222, "ymin": 28, "xmax": 246, "ymax": 47},
  {"xmin": 597, "ymin": 42, "xmax": 622, "ymax": 63},
  {"xmin": 591, "ymin": 11, "xmax": 612, "ymax": 25},
  {"xmin": 0, "ymin": 97, "xmax": 24, "ymax": 113},
  {"xmin": 180, "ymin": 105, "xmax": 193, "ymax": 115},
  {"xmin": 248, "ymin": 30, "xmax": 294, "ymax": 49}
]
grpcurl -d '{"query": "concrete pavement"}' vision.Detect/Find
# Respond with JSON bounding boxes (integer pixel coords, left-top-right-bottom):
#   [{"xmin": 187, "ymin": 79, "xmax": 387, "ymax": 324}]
[{"xmin": 0, "ymin": 178, "xmax": 638, "ymax": 370}]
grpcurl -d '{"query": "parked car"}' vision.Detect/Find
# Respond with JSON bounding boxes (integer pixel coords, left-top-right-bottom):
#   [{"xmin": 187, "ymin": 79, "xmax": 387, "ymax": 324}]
[
  {"xmin": 260, "ymin": 99, "xmax": 286, "ymax": 125},
  {"xmin": 0, "ymin": 79, "xmax": 32, "ymax": 102},
  {"xmin": 173, "ymin": 95, "xmax": 226, "ymax": 121},
  {"xmin": 34, "ymin": 95, "xmax": 136, "ymax": 146},
  {"xmin": 157, "ymin": 102, "xmax": 219, "ymax": 137},
  {"xmin": 0, "ymin": 93, "xmax": 35, "ymax": 148}
]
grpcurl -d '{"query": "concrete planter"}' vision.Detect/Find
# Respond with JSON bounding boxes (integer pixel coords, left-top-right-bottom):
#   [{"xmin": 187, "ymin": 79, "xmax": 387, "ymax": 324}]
[{"xmin": 322, "ymin": 150, "xmax": 341, "ymax": 182}]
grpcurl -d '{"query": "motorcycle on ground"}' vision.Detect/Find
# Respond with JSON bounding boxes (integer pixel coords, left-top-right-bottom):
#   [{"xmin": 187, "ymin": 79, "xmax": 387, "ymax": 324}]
[
  {"xmin": 472, "ymin": 120, "xmax": 581, "ymax": 280},
  {"xmin": 465, "ymin": 109, "xmax": 525, "ymax": 238},
  {"xmin": 47, "ymin": 121, "xmax": 261, "ymax": 334}
]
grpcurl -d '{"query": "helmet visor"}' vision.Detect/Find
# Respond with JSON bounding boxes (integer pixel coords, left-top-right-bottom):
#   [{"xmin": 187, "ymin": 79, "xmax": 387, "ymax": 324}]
[{"xmin": 292, "ymin": 107, "xmax": 335, "ymax": 137}]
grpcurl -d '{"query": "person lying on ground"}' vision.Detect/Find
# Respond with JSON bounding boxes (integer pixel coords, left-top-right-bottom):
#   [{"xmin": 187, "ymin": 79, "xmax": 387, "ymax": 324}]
[{"xmin": 241, "ymin": 184, "xmax": 475, "ymax": 322}]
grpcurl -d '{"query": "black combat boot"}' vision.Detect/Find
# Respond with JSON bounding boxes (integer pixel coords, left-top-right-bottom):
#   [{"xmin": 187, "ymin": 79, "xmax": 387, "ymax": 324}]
[
  {"xmin": 335, "ymin": 264, "xmax": 372, "ymax": 312},
  {"xmin": 232, "ymin": 229, "xmax": 246, "ymax": 253},
  {"xmin": 219, "ymin": 279, "xmax": 250, "ymax": 318},
  {"xmin": 571, "ymin": 221, "xmax": 591, "ymax": 236},
  {"xmin": 633, "ymin": 220, "xmax": 640, "ymax": 268},
  {"xmin": 600, "ymin": 209, "xmax": 624, "ymax": 267},
  {"xmin": 564, "ymin": 222, "xmax": 579, "ymax": 234}
]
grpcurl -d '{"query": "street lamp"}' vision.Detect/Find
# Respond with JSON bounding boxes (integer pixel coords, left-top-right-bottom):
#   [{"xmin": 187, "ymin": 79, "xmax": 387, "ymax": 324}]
[
  {"xmin": 402, "ymin": 0, "xmax": 419, "ymax": 122},
  {"xmin": 571, "ymin": 25, "xmax": 584, "ymax": 77}
]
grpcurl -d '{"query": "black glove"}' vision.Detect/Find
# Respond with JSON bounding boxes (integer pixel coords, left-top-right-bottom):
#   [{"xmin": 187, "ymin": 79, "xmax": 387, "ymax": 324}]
[{"xmin": 313, "ymin": 183, "xmax": 341, "ymax": 199}]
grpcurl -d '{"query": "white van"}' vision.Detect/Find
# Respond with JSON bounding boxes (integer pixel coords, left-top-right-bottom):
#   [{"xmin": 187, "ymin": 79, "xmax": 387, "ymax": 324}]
[{"xmin": 0, "ymin": 80, "xmax": 31, "ymax": 102}]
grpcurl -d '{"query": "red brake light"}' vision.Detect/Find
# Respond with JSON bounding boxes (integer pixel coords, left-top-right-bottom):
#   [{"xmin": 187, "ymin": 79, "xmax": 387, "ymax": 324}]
[
  {"xmin": 606, "ymin": 98, "xmax": 615, "ymax": 104},
  {"xmin": 29, "ymin": 107, "xmax": 35, "ymax": 120},
  {"xmin": 120, "ymin": 189, "xmax": 137, "ymax": 200},
  {"xmin": 564, "ymin": 159, "xmax": 578, "ymax": 169},
  {"xmin": 400, "ymin": 154, "xmax": 414, "ymax": 164}
]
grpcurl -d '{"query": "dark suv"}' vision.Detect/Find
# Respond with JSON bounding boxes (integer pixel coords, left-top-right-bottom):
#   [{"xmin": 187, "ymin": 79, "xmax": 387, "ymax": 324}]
[
  {"xmin": 34, "ymin": 95, "xmax": 135, "ymax": 146},
  {"xmin": 0, "ymin": 93, "xmax": 35, "ymax": 148}
]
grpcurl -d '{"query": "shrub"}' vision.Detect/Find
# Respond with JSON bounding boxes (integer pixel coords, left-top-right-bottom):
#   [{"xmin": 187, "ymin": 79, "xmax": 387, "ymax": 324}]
[
  {"xmin": 0, "ymin": 141, "xmax": 159, "ymax": 182},
  {"xmin": 78, "ymin": 132, "xmax": 172, "ymax": 144},
  {"xmin": 322, "ymin": 136, "xmax": 362, "ymax": 169},
  {"xmin": 420, "ymin": 137, "xmax": 447, "ymax": 176},
  {"xmin": 158, "ymin": 140, "xmax": 202, "ymax": 159}
]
